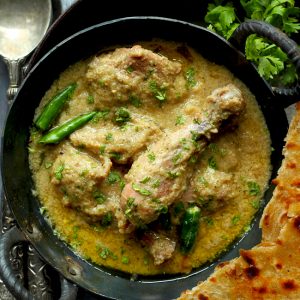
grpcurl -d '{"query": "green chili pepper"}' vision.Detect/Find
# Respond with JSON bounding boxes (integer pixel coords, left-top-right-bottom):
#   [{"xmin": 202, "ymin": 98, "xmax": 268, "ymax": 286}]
[
  {"xmin": 35, "ymin": 83, "xmax": 77, "ymax": 131},
  {"xmin": 39, "ymin": 111, "xmax": 97, "ymax": 144},
  {"xmin": 180, "ymin": 206, "xmax": 201, "ymax": 254}
]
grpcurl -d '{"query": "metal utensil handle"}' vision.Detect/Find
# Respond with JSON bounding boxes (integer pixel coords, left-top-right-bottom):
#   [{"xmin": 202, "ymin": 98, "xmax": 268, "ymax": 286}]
[
  {"xmin": 0, "ymin": 226, "xmax": 78, "ymax": 300},
  {"xmin": 2, "ymin": 57, "xmax": 25, "ymax": 104},
  {"xmin": 230, "ymin": 20, "xmax": 300, "ymax": 103}
]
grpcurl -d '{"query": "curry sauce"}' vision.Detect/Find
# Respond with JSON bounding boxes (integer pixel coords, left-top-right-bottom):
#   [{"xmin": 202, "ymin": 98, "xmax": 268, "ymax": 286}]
[{"xmin": 29, "ymin": 40, "xmax": 271, "ymax": 275}]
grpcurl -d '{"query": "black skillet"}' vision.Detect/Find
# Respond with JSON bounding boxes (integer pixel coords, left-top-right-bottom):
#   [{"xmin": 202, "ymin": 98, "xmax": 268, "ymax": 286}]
[{"xmin": 1, "ymin": 17, "xmax": 300, "ymax": 300}]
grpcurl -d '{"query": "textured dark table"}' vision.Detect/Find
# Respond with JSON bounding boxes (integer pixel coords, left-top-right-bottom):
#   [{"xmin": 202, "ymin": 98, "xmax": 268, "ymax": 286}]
[
  {"xmin": 0, "ymin": 1, "xmax": 296, "ymax": 299},
  {"xmin": 0, "ymin": 2, "xmax": 77, "ymax": 299}
]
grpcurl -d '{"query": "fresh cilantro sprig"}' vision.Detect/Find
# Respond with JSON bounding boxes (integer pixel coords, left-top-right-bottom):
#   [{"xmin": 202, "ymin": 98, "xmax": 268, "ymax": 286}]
[
  {"xmin": 205, "ymin": 2, "xmax": 240, "ymax": 39},
  {"xmin": 241, "ymin": 0, "xmax": 300, "ymax": 35},
  {"xmin": 204, "ymin": 0, "xmax": 299, "ymax": 86}
]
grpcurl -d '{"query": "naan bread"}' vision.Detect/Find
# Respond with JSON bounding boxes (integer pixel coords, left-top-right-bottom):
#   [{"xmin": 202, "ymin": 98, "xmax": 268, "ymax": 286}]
[{"xmin": 178, "ymin": 103, "xmax": 300, "ymax": 300}]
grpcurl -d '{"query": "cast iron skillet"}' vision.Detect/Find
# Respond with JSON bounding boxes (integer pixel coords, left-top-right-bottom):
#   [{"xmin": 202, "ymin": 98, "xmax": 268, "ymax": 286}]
[{"xmin": 1, "ymin": 17, "xmax": 300, "ymax": 299}]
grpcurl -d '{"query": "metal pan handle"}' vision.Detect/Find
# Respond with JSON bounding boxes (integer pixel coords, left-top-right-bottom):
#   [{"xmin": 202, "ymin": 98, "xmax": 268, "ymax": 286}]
[
  {"xmin": 230, "ymin": 20, "xmax": 300, "ymax": 106},
  {"xmin": 0, "ymin": 225, "xmax": 78, "ymax": 300}
]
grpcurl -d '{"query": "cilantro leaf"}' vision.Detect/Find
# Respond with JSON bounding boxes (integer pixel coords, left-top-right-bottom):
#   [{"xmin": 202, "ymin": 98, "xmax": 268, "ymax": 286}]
[
  {"xmin": 258, "ymin": 55, "xmax": 284, "ymax": 79},
  {"xmin": 132, "ymin": 183, "xmax": 152, "ymax": 196},
  {"xmin": 149, "ymin": 81, "xmax": 167, "ymax": 102},
  {"xmin": 241, "ymin": 0, "xmax": 300, "ymax": 35},
  {"xmin": 271, "ymin": 62, "xmax": 298, "ymax": 86},
  {"xmin": 205, "ymin": 3, "xmax": 240, "ymax": 39},
  {"xmin": 241, "ymin": 0, "xmax": 268, "ymax": 20},
  {"xmin": 206, "ymin": 1, "xmax": 299, "ymax": 87},
  {"xmin": 107, "ymin": 171, "xmax": 121, "ymax": 184},
  {"xmin": 114, "ymin": 107, "xmax": 131, "ymax": 125},
  {"xmin": 245, "ymin": 34, "xmax": 286, "ymax": 79}
]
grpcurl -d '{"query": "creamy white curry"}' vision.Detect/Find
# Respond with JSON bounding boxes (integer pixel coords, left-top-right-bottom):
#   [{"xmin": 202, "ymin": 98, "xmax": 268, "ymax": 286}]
[{"xmin": 29, "ymin": 40, "xmax": 271, "ymax": 275}]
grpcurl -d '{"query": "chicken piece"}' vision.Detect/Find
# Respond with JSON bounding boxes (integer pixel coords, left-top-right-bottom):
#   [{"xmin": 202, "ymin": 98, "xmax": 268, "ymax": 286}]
[
  {"xmin": 121, "ymin": 84, "xmax": 246, "ymax": 227},
  {"xmin": 70, "ymin": 114, "xmax": 162, "ymax": 164},
  {"xmin": 51, "ymin": 143, "xmax": 113, "ymax": 217},
  {"xmin": 141, "ymin": 231, "xmax": 176, "ymax": 265},
  {"xmin": 86, "ymin": 45, "xmax": 186, "ymax": 106},
  {"xmin": 181, "ymin": 167, "xmax": 235, "ymax": 210}
]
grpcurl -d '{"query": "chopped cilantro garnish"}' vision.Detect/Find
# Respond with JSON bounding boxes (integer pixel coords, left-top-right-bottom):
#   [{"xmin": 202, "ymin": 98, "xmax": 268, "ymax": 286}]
[
  {"xmin": 149, "ymin": 80, "xmax": 167, "ymax": 102},
  {"xmin": 99, "ymin": 247, "xmax": 110, "ymax": 259},
  {"xmin": 132, "ymin": 183, "xmax": 152, "ymax": 196},
  {"xmin": 147, "ymin": 152, "xmax": 156, "ymax": 162},
  {"xmin": 167, "ymin": 170, "xmax": 180, "ymax": 179},
  {"xmin": 251, "ymin": 199, "xmax": 260, "ymax": 209},
  {"xmin": 109, "ymin": 152, "xmax": 122, "ymax": 161},
  {"xmin": 140, "ymin": 176, "xmax": 151, "ymax": 184},
  {"xmin": 198, "ymin": 176, "xmax": 209, "ymax": 187},
  {"xmin": 54, "ymin": 164, "xmax": 64, "ymax": 181},
  {"xmin": 172, "ymin": 152, "xmax": 183, "ymax": 164},
  {"xmin": 71, "ymin": 225, "xmax": 82, "ymax": 248},
  {"xmin": 247, "ymin": 181, "xmax": 261, "ymax": 196},
  {"xmin": 152, "ymin": 179, "xmax": 161, "ymax": 188},
  {"xmin": 93, "ymin": 190, "xmax": 106, "ymax": 204},
  {"xmin": 208, "ymin": 143, "xmax": 218, "ymax": 153},
  {"xmin": 107, "ymin": 171, "xmax": 121, "ymax": 184},
  {"xmin": 185, "ymin": 67, "xmax": 197, "ymax": 88},
  {"xmin": 189, "ymin": 155, "xmax": 198, "ymax": 164},
  {"xmin": 98, "ymin": 80, "xmax": 105, "ymax": 87},
  {"xmin": 105, "ymin": 133, "xmax": 113, "ymax": 141},
  {"xmin": 120, "ymin": 180, "xmax": 125, "ymax": 191},
  {"xmin": 190, "ymin": 130, "xmax": 199, "ymax": 141},
  {"xmin": 180, "ymin": 138, "xmax": 190, "ymax": 150},
  {"xmin": 208, "ymin": 156, "xmax": 217, "ymax": 170},
  {"xmin": 231, "ymin": 215, "xmax": 240, "ymax": 225},
  {"xmin": 127, "ymin": 197, "xmax": 135, "ymax": 207},
  {"xmin": 122, "ymin": 256, "xmax": 129, "ymax": 264},
  {"xmin": 101, "ymin": 211, "xmax": 113, "ymax": 227},
  {"xmin": 96, "ymin": 244, "xmax": 117, "ymax": 260},
  {"xmin": 125, "ymin": 197, "xmax": 135, "ymax": 217},
  {"xmin": 72, "ymin": 225, "xmax": 80, "ymax": 240},
  {"xmin": 99, "ymin": 145, "xmax": 106, "ymax": 155},
  {"xmin": 87, "ymin": 94, "xmax": 94, "ymax": 104},
  {"xmin": 114, "ymin": 107, "xmax": 131, "ymax": 125},
  {"xmin": 126, "ymin": 65, "xmax": 134, "ymax": 73},
  {"xmin": 92, "ymin": 109, "xmax": 110, "ymax": 123},
  {"xmin": 175, "ymin": 115, "xmax": 185, "ymax": 125},
  {"xmin": 158, "ymin": 205, "xmax": 168, "ymax": 214}
]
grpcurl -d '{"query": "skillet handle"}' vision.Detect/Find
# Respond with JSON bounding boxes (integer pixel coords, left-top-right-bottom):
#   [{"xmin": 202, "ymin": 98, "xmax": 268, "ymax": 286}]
[
  {"xmin": 0, "ymin": 225, "xmax": 78, "ymax": 300},
  {"xmin": 230, "ymin": 20, "xmax": 300, "ymax": 106}
]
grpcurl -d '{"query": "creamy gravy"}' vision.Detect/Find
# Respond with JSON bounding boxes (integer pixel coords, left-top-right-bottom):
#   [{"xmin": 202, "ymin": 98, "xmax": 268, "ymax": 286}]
[{"xmin": 29, "ymin": 40, "xmax": 271, "ymax": 275}]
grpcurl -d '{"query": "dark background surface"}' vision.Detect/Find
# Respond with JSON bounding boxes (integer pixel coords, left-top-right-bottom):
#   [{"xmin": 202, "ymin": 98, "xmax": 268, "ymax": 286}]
[{"xmin": 0, "ymin": 0, "xmax": 296, "ymax": 299}]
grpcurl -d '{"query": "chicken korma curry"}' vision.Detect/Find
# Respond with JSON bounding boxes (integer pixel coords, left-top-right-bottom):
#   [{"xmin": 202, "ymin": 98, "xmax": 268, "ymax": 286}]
[{"xmin": 29, "ymin": 40, "xmax": 271, "ymax": 275}]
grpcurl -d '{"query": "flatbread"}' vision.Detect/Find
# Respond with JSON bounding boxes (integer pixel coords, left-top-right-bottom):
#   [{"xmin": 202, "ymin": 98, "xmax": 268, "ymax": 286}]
[{"xmin": 178, "ymin": 103, "xmax": 300, "ymax": 300}]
